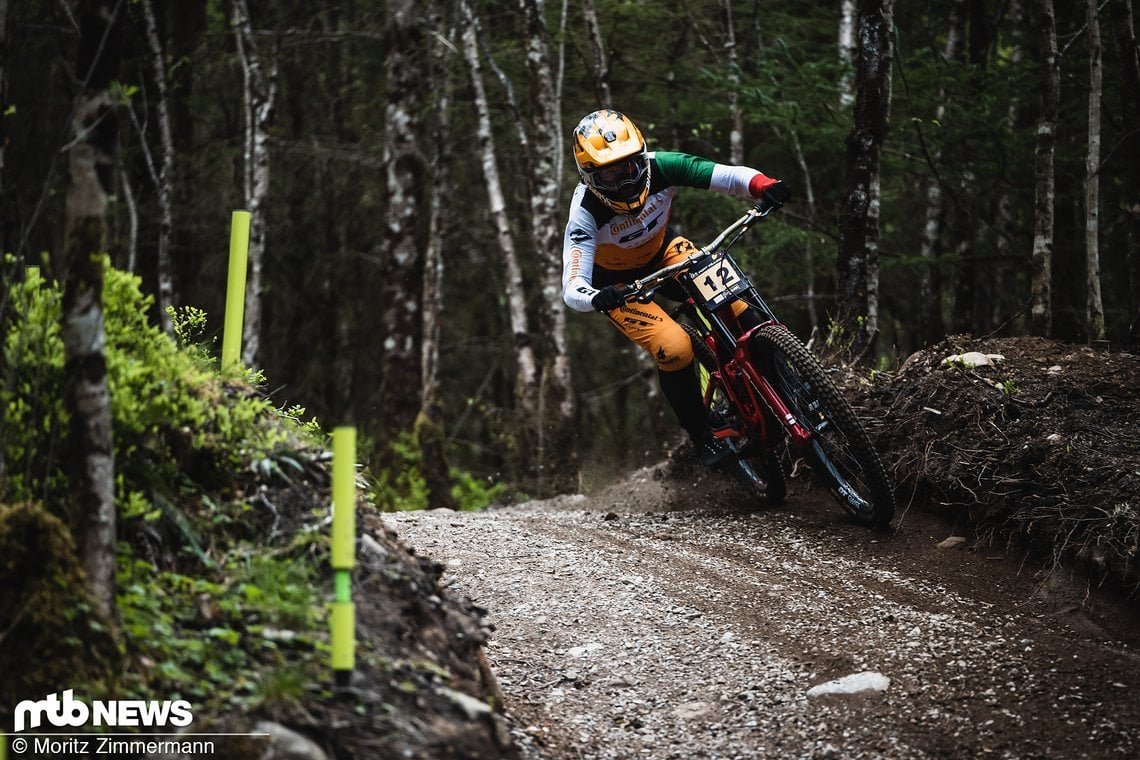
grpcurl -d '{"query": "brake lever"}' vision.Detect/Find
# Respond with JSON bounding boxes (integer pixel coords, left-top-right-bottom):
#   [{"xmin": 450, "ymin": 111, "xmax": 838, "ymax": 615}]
[{"xmin": 634, "ymin": 287, "xmax": 657, "ymax": 304}]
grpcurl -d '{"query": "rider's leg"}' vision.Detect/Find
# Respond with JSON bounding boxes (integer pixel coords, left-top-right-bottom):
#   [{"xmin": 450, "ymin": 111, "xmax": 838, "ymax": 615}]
[
  {"xmin": 657, "ymin": 362, "xmax": 735, "ymax": 467},
  {"xmin": 657, "ymin": 362, "xmax": 705, "ymax": 442},
  {"xmin": 599, "ymin": 299, "xmax": 732, "ymax": 467}
]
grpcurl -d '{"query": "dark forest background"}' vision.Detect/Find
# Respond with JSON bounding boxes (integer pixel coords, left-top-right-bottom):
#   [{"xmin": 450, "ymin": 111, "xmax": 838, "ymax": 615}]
[{"xmin": 3, "ymin": 0, "xmax": 1138, "ymax": 502}]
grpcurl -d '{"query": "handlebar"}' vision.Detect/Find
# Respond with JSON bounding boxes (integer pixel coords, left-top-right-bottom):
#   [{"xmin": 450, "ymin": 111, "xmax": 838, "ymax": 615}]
[{"xmin": 616, "ymin": 199, "xmax": 781, "ymax": 304}]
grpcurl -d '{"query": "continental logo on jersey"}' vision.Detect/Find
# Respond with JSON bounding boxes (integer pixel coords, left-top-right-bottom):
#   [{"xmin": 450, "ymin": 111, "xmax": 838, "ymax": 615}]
[
  {"xmin": 566, "ymin": 247, "xmax": 584, "ymax": 279},
  {"xmin": 610, "ymin": 201, "xmax": 658, "ymax": 234}
]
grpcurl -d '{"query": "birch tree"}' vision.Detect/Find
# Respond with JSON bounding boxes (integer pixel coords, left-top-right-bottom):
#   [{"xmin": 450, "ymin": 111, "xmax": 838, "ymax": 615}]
[
  {"xmin": 141, "ymin": 0, "xmax": 176, "ymax": 334},
  {"xmin": 722, "ymin": 0, "xmax": 744, "ymax": 165},
  {"xmin": 582, "ymin": 0, "xmax": 612, "ymax": 105},
  {"xmin": 916, "ymin": 0, "xmax": 965, "ymax": 346},
  {"xmin": 232, "ymin": 0, "xmax": 277, "ymax": 367},
  {"xmin": 377, "ymin": 0, "xmax": 427, "ymax": 444},
  {"xmin": 460, "ymin": 1, "xmax": 540, "ymax": 424},
  {"xmin": 1085, "ymin": 0, "xmax": 1105, "ymax": 341},
  {"xmin": 521, "ymin": 0, "xmax": 576, "ymax": 492},
  {"xmin": 832, "ymin": 0, "xmax": 894, "ymax": 362},
  {"xmin": 63, "ymin": 0, "xmax": 122, "ymax": 622},
  {"xmin": 838, "ymin": 0, "xmax": 858, "ymax": 108},
  {"xmin": 1030, "ymin": 0, "xmax": 1060, "ymax": 337},
  {"xmin": 417, "ymin": 2, "xmax": 458, "ymax": 509}
]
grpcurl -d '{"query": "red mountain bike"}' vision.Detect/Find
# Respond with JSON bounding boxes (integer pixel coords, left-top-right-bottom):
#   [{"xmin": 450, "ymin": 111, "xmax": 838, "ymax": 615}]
[{"xmin": 614, "ymin": 200, "xmax": 896, "ymax": 530}]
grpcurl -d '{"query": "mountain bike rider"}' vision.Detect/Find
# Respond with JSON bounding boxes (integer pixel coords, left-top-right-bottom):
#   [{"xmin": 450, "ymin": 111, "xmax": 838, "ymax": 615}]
[{"xmin": 561, "ymin": 108, "xmax": 791, "ymax": 467}]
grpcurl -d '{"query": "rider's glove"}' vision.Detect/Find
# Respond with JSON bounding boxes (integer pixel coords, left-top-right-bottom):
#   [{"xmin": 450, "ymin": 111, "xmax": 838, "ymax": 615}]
[
  {"xmin": 591, "ymin": 285, "xmax": 627, "ymax": 313},
  {"xmin": 761, "ymin": 180, "xmax": 792, "ymax": 206}
]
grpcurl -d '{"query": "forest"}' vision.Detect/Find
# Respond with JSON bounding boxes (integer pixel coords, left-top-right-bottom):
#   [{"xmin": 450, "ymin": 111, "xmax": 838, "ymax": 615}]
[{"xmin": 2, "ymin": 0, "xmax": 1139, "ymax": 505}]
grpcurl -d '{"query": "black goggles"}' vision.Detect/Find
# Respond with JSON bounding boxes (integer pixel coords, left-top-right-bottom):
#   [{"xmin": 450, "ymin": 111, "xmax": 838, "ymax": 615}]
[{"xmin": 589, "ymin": 154, "xmax": 647, "ymax": 193}]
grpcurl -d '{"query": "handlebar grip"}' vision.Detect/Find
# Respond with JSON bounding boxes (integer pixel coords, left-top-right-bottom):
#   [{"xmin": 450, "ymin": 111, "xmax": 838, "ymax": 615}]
[{"xmin": 754, "ymin": 197, "xmax": 783, "ymax": 215}]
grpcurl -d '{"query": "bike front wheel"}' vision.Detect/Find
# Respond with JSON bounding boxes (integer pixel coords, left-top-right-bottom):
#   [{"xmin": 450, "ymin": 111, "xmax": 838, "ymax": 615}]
[{"xmin": 751, "ymin": 325, "xmax": 895, "ymax": 530}]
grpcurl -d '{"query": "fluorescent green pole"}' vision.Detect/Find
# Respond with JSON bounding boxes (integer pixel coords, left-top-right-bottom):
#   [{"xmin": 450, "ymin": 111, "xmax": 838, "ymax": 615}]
[
  {"xmin": 330, "ymin": 426, "xmax": 357, "ymax": 686},
  {"xmin": 221, "ymin": 210, "xmax": 250, "ymax": 371}
]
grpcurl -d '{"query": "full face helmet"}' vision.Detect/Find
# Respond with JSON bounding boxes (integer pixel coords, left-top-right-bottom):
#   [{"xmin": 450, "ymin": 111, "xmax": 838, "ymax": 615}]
[{"xmin": 572, "ymin": 109, "xmax": 651, "ymax": 215}]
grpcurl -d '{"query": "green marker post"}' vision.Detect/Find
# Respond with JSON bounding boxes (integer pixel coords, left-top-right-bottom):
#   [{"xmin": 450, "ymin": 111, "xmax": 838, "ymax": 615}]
[
  {"xmin": 221, "ymin": 210, "xmax": 250, "ymax": 371},
  {"xmin": 330, "ymin": 426, "xmax": 357, "ymax": 687}
]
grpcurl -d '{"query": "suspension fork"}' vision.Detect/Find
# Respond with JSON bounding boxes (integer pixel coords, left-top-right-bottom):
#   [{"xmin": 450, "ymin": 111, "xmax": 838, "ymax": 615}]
[{"xmin": 734, "ymin": 333, "xmax": 815, "ymax": 449}]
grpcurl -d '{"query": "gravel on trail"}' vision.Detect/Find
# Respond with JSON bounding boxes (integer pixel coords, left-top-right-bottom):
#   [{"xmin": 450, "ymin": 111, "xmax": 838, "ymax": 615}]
[{"xmin": 387, "ymin": 462, "xmax": 1140, "ymax": 760}]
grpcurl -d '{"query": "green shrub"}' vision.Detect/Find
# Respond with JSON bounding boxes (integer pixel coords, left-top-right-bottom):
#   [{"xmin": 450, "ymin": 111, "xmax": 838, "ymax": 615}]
[
  {"xmin": 371, "ymin": 430, "xmax": 508, "ymax": 511},
  {"xmin": 2, "ymin": 262, "xmax": 327, "ymax": 562}
]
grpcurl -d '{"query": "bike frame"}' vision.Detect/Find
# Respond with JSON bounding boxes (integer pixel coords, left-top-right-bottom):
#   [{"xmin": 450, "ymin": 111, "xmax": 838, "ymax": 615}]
[
  {"xmin": 625, "ymin": 201, "xmax": 814, "ymax": 456},
  {"xmin": 685, "ymin": 261, "xmax": 816, "ymax": 454},
  {"xmin": 620, "ymin": 199, "xmax": 896, "ymax": 528},
  {"xmin": 621, "ymin": 201, "xmax": 816, "ymax": 455}
]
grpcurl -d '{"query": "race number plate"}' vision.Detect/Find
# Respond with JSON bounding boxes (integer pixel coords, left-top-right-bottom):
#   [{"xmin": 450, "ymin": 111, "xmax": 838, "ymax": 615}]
[{"xmin": 689, "ymin": 255, "xmax": 748, "ymax": 309}]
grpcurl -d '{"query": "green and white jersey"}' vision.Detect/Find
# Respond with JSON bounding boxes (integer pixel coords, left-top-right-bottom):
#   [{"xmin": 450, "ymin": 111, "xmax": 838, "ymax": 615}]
[{"xmin": 562, "ymin": 151, "xmax": 762, "ymax": 312}]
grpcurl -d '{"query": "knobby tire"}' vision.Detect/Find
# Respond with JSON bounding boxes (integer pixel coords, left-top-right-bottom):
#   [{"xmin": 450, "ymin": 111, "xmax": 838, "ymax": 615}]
[{"xmin": 751, "ymin": 324, "xmax": 895, "ymax": 530}]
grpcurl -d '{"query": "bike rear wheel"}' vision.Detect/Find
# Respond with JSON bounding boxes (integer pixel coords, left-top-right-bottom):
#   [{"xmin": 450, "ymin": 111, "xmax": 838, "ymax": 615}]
[{"xmin": 751, "ymin": 325, "xmax": 895, "ymax": 529}]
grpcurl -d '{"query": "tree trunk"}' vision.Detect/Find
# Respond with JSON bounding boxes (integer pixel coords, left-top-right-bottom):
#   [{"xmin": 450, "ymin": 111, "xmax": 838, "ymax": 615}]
[
  {"xmin": 993, "ymin": 0, "xmax": 1028, "ymax": 333},
  {"xmin": 790, "ymin": 129, "xmax": 821, "ymax": 333},
  {"xmin": 722, "ymin": 0, "xmax": 744, "ymax": 165},
  {"xmin": 1030, "ymin": 0, "xmax": 1059, "ymax": 337},
  {"xmin": 376, "ymin": 0, "xmax": 427, "ymax": 447},
  {"xmin": 63, "ymin": 0, "xmax": 122, "ymax": 624},
  {"xmin": 232, "ymin": 0, "xmax": 276, "ymax": 367},
  {"xmin": 838, "ymin": 0, "xmax": 858, "ymax": 108},
  {"xmin": 416, "ymin": 2, "xmax": 457, "ymax": 510},
  {"xmin": 1108, "ymin": 0, "xmax": 1140, "ymax": 341},
  {"xmin": 142, "ymin": 0, "xmax": 176, "ymax": 335},
  {"xmin": 581, "ymin": 0, "xmax": 612, "ymax": 106},
  {"xmin": 832, "ymin": 0, "xmax": 894, "ymax": 363},
  {"xmin": 917, "ymin": 0, "xmax": 965, "ymax": 346},
  {"xmin": 118, "ymin": 159, "xmax": 138, "ymax": 272},
  {"xmin": 163, "ymin": 0, "xmax": 206, "ymax": 306},
  {"xmin": 1085, "ymin": 0, "xmax": 1105, "ymax": 342},
  {"xmin": 555, "ymin": 0, "xmax": 569, "ymax": 181},
  {"xmin": 521, "ymin": 0, "xmax": 577, "ymax": 494},
  {"xmin": 460, "ymin": 1, "xmax": 540, "ymax": 430}
]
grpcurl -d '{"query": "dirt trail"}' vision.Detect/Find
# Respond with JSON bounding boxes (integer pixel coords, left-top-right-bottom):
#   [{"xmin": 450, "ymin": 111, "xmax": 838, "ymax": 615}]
[{"xmin": 387, "ymin": 463, "xmax": 1140, "ymax": 759}]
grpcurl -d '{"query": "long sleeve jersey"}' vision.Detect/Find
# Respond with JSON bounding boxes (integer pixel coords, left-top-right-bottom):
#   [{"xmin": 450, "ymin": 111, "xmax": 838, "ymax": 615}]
[{"xmin": 561, "ymin": 150, "xmax": 768, "ymax": 313}]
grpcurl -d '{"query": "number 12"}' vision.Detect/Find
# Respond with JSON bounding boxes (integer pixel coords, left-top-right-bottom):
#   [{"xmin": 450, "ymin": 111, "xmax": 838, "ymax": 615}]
[{"xmin": 702, "ymin": 266, "xmax": 736, "ymax": 293}]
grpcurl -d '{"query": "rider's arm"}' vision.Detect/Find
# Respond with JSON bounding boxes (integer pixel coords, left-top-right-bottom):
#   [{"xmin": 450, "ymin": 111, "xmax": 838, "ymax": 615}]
[
  {"xmin": 653, "ymin": 151, "xmax": 780, "ymax": 199},
  {"xmin": 562, "ymin": 185, "xmax": 602, "ymax": 313}
]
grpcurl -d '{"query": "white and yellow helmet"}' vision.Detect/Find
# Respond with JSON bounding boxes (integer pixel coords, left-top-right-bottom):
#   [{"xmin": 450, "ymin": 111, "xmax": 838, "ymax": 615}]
[{"xmin": 572, "ymin": 109, "xmax": 651, "ymax": 215}]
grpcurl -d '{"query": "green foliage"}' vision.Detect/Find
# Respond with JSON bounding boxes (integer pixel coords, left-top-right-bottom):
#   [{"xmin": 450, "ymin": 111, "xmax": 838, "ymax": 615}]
[
  {"xmin": 450, "ymin": 467, "xmax": 508, "ymax": 511},
  {"xmin": 0, "ymin": 502, "xmax": 117, "ymax": 706},
  {"xmin": 2, "ymin": 262, "xmax": 336, "ymax": 715},
  {"xmin": 116, "ymin": 547, "xmax": 326, "ymax": 711},
  {"xmin": 372, "ymin": 430, "xmax": 507, "ymax": 512},
  {"xmin": 167, "ymin": 305, "xmax": 212, "ymax": 361},
  {"xmin": 372, "ymin": 431, "xmax": 431, "ymax": 512},
  {"xmin": 2, "ymin": 262, "xmax": 326, "ymax": 545}
]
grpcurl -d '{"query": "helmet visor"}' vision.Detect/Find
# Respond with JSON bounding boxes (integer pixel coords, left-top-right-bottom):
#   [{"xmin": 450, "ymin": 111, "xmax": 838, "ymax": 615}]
[{"xmin": 588, "ymin": 153, "xmax": 648, "ymax": 199}]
